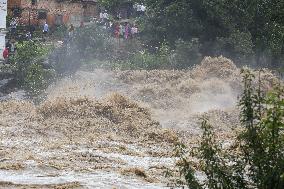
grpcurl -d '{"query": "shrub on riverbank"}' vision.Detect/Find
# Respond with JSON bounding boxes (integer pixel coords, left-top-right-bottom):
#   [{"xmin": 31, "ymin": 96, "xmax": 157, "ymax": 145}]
[
  {"xmin": 10, "ymin": 41, "xmax": 54, "ymax": 95},
  {"xmin": 175, "ymin": 69, "xmax": 284, "ymax": 188}
]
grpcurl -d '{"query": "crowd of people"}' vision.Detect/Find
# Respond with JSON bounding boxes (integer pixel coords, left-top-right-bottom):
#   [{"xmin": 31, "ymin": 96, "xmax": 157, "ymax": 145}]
[
  {"xmin": 98, "ymin": 20, "xmax": 139, "ymax": 40},
  {"xmin": 98, "ymin": 11, "xmax": 139, "ymax": 40},
  {"xmin": 113, "ymin": 22, "xmax": 138, "ymax": 39},
  {"xmin": 2, "ymin": 18, "xmax": 50, "ymax": 64},
  {"xmin": 2, "ymin": 5, "xmax": 145, "ymax": 63}
]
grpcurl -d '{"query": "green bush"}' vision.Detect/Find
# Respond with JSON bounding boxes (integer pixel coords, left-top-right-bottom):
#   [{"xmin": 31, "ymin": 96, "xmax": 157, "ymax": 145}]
[
  {"xmin": 11, "ymin": 41, "xmax": 53, "ymax": 95},
  {"xmin": 52, "ymin": 25, "xmax": 68, "ymax": 39},
  {"xmin": 175, "ymin": 69, "xmax": 284, "ymax": 189},
  {"xmin": 131, "ymin": 51, "xmax": 161, "ymax": 69},
  {"xmin": 117, "ymin": 39, "xmax": 202, "ymax": 70},
  {"xmin": 24, "ymin": 64, "xmax": 56, "ymax": 95},
  {"xmin": 172, "ymin": 38, "xmax": 202, "ymax": 68},
  {"xmin": 216, "ymin": 30, "xmax": 254, "ymax": 65},
  {"xmin": 51, "ymin": 24, "xmax": 116, "ymax": 73},
  {"xmin": 115, "ymin": 42, "xmax": 171, "ymax": 70},
  {"xmin": 239, "ymin": 69, "xmax": 284, "ymax": 188},
  {"xmin": 73, "ymin": 24, "xmax": 112, "ymax": 59},
  {"xmin": 122, "ymin": 51, "xmax": 170, "ymax": 70},
  {"xmin": 56, "ymin": 23, "xmax": 204, "ymax": 70}
]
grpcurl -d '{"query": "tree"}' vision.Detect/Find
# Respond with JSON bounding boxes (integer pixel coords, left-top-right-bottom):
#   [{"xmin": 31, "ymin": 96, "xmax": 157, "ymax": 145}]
[
  {"xmin": 140, "ymin": 0, "xmax": 284, "ymax": 68},
  {"xmin": 11, "ymin": 41, "xmax": 54, "ymax": 95},
  {"xmin": 97, "ymin": 0, "xmax": 133, "ymax": 15}
]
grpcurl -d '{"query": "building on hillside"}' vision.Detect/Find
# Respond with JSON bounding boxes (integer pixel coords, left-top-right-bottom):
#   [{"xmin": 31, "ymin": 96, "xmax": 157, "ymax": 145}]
[
  {"xmin": 7, "ymin": 0, "xmax": 98, "ymax": 27},
  {"xmin": 0, "ymin": 0, "xmax": 7, "ymax": 60}
]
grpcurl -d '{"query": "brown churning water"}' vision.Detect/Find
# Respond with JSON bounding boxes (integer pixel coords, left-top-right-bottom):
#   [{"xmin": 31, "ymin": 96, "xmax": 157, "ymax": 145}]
[{"xmin": 0, "ymin": 56, "xmax": 278, "ymax": 188}]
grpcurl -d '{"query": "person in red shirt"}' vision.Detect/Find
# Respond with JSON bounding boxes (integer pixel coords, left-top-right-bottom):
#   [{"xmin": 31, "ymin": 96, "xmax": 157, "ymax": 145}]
[
  {"xmin": 3, "ymin": 48, "xmax": 9, "ymax": 64},
  {"xmin": 114, "ymin": 23, "xmax": 120, "ymax": 39}
]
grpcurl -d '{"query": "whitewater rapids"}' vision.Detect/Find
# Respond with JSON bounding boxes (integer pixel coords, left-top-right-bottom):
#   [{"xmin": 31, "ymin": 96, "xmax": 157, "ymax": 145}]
[{"xmin": 0, "ymin": 56, "xmax": 277, "ymax": 188}]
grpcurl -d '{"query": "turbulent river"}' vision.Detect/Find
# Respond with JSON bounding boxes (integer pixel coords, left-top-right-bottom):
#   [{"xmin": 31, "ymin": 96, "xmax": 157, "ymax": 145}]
[{"xmin": 0, "ymin": 57, "xmax": 277, "ymax": 188}]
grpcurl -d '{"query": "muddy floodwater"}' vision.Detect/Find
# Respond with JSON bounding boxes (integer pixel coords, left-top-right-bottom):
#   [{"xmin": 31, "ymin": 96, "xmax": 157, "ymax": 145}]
[{"xmin": 0, "ymin": 57, "xmax": 277, "ymax": 188}]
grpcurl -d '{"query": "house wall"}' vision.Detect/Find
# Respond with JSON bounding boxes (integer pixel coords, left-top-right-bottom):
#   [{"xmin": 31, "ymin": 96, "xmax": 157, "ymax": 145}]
[
  {"xmin": 7, "ymin": 0, "xmax": 20, "ymax": 8},
  {"xmin": 0, "ymin": 0, "xmax": 7, "ymax": 28},
  {"xmin": 8, "ymin": 0, "xmax": 98, "ymax": 27},
  {"xmin": 0, "ymin": 0, "xmax": 7, "ymax": 59}
]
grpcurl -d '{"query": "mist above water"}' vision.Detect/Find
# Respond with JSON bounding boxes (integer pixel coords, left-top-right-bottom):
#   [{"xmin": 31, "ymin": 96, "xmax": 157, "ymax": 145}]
[{"xmin": 0, "ymin": 56, "xmax": 277, "ymax": 188}]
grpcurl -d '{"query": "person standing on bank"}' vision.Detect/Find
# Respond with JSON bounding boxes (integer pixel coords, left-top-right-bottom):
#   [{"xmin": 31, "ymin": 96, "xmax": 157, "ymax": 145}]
[
  {"xmin": 10, "ymin": 18, "xmax": 17, "ymax": 36},
  {"xmin": 9, "ymin": 39, "xmax": 17, "ymax": 56},
  {"xmin": 5, "ymin": 40, "xmax": 11, "ymax": 52},
  {"xmin": 68, "ymin": 24, "xmax": 75, "ymax": 38},
  {"xmin": 43, "ymin": 22, "xmax": 49, "ymax": 41},
  {"xmin": 43, "ymin": 22, "xmax": 49, "ymax": 35},
  {"xmin": 3, "ymin": 47, "xmax": 9, "ymax": 64},
  {"xmin": 125, "ymin": 23, "xmax": 130, "ymax": 39}
]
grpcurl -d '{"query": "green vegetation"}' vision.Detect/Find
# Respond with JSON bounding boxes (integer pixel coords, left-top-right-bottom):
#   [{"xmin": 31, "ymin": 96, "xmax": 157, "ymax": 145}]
[
  {"xmin": 59, "ymin": 23, "xmax": 202, "ymax": 70},
  {"xmin": 141, "ymin": 0, "xmax": 284, "ymax": 68},
  {"xmin": 97, "ymin": 0, "xmax": 284, "ymax": 68},
  {"xmin": 10, "ymin": 41, "xmax": 55, "ymax": 95},
  {"xmin": 175, "ymin": 70, "xmax": 284, "ymax": 188},
  {"xmin": 45, "ymin": 0, "xmax": 284, "ymax": 71},
  {"xmin": 52, "ymin": 25, "xmax": 68, "ymax": 39},
  {"xmin": 50, "ymin": 24, "xmax": 114, "ymax": 74},
  {"xmin": 2, "ymin": 1, "xmax": 283, "ymax": 186},
  {"xmin": 6, "ymin": 0, "xmax": 283, "ymax": 95}
]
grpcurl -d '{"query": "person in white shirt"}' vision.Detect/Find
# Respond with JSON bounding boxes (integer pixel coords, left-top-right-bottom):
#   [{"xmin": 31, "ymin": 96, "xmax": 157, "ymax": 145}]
[
  {"xmin": 103, "ymin": 12, "xmax": 108, "ymax": 20},
  {"xmin": 10, "ymin": 39, "xmax": 17, "ymax": 55},
  {"xmin": 43, "ymin": 22, "xmax": 49, "ymax": 34},
  {"xmin": 133, "ymin": 3, "xmax": 138, "ymax": 9},
  {"xmin": 10, "ymin": 18, "xmax": 17, "ymax": 35},
  {"xmin": 137, "ymin": 4, "xmax": 142, "ymax": 12},
  {"xmin": 140, "ymin": 4, "xmax": 146, "ymax": 16},
  {"xmin": 99, "ymin": 12, "xmax": 104, "ymax": 22},
  {"xmin": 141, "ymin": 4, "xmax": 146, "ymax": 12},
  {"xmin": 131, "ymin": 25, "xmax": 138, "ymax": 37}
]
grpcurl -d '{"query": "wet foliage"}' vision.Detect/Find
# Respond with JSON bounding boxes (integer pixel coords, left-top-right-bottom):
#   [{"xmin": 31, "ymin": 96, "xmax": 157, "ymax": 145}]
[
  {"xmin": 140, "ymin": 0, "xmax": 284, "ymax": 68},
  {"xmin": 10, "ymin": 41, "xmax": 55, "ymax": 95},
  {"xmin": 175, "ymin": 70, "xmax": 284, "ymax": 189}
]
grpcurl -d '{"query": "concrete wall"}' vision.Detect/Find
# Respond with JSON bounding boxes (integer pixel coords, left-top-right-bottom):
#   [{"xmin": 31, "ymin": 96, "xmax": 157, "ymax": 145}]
[
  {"xmin": 0, "ymin": 0, "xmax": 7, "ymax": 28},
  {"xmin": 0, "ymin": 33, "xmax": 5, "ymax": 58},
  {"xmin": 0, "ymin": 0, "xmax": 7, "ymax": 60}
]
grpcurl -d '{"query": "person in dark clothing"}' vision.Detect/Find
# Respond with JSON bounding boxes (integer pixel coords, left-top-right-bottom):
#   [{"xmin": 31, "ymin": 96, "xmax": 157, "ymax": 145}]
[
  {"xmin": 26, "ymin": 31, "xmax": 32, "ymax": 40},
  {"xmin": 10, "ymin": 39, "xmax": 17, "ymax": 55},
  {"xmin": 30, "ymin": 25, "xmax": 36, "ymax": 37},
  {"xmin": 68, "ymin": 24, "xmax": 75, "ymax": 38},
  {"xmin": 5, "ymin": 40, "xmax": 11, "ymax": 52},
  {"xmin": 10, "ymin": 18, "xmax": 17, "ymax": 36}
]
